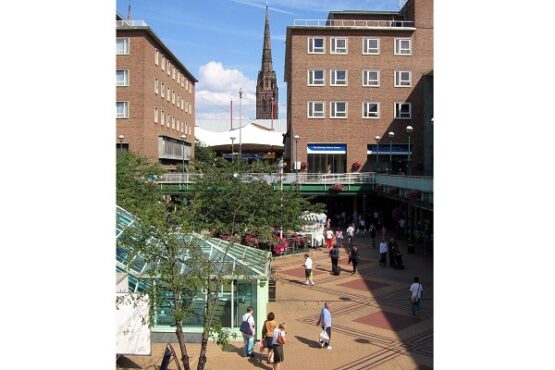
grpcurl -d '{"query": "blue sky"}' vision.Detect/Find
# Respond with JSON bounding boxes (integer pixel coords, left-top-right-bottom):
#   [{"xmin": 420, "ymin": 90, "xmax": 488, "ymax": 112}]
[{"xmin": 116, "ymin": 0, "xmax": 403, "ymax": 120}]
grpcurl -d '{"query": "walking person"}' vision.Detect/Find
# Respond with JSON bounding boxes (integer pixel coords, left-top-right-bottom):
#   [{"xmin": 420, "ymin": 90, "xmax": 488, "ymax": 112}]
[
  {"xmin": 410, "ymin": 277, "xmax": 423, "ymax": 318},
  {"xmin": 379, "ymin": 239, "xmax": 388, "ymax": 267},
  {"xmin": 316, "ymin": 302, "xmax": 333, "ymax": 350},
  {"xmin": 346, "ymin": 223, "xmax": 355, "ymax": 249},
  {"xmin": 388, "ymin": 238, "xmax": 399, "ymax": 268},
  {"xmin": 240, "ymin": 307, "xmax": 256, "ymax": 357},
  {"xmin": 330, "ymin": 244, "xmax": 340, "ymax": 275},
  {"xmin": 303, "ymin": 254, "xmax": 315, "ymax": 285},
  {"xmin": 335, "ymin": 229, "xmax": 344, "ymax": 248},
  {"xmin": 325, "ymin": 228, "xmax": 334, "ymax": 249},
  {"xmin": 369, "ymin": 223, "xmax": 377, "ymax": 248},
  {"xmin": 271, "ymin": 322, "xmax": 287, "ymax": 370},
  {"xmin": 348, "ymin": 246, "xmax": 360, "ymax": 274},
  {"xmin": 262, "ymin": 312, "xmax": 278, "ymax": 364}
]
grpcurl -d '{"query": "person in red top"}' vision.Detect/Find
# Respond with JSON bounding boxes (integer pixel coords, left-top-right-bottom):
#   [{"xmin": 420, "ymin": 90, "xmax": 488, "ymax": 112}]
[{"xmin": 325, "ymin": 228, "xmax": 334, "ymax": 249}]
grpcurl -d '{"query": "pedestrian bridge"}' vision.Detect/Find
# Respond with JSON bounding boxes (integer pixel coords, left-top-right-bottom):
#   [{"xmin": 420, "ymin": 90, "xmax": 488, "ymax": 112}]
[{"xmin": 158, "ymin": 172, "xmax": 433, "ymax": 207}]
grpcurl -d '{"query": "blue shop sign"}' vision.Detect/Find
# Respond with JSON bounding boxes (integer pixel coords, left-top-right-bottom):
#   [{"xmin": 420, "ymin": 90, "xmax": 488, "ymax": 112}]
[
  {"xmin": 367, "ymin": 144, "xmax": 410, "ymax": 155},
  {"xmin": 307, "ymin": 144, "xmax": 346, "ymax": 154}
]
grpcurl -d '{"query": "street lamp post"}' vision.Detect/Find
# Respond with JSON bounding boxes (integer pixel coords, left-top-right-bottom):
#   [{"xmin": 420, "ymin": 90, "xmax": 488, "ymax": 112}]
[
  {"xmin": 180, "ymin": 135, "xmax": 187, "ymax": 173},
  {"xmin": 239, "ymin": 88, "xmax": 243, "ymax": 161},
  {"xmin": 406, "ymin": 125, "xmax": 413, "ymax": 175},
  {"xmin": 230, "ymin": 136, "xmax": 236, "ymax": 162},
  {"xmin": 388, "ymin": 131, "xmax": 394, "ymax": 173},
  {"xmin": 118, "ymin": 135, "xmax": 124, "ymax": 152},
  {"xmin": 374, "ymin": 135, "xmax": 381, "ymax": 172},
  {"xmin": 294, "ymin": 134, "xmax": 300, "ymax": 182},
  {"xmin": 278, "ymin": 159, "xmax": 284, "ymax": 238}
]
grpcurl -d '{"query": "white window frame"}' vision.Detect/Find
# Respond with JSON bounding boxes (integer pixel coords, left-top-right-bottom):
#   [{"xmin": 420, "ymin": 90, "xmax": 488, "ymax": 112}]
[
  {"xmin": 177, "ymin": 73, "xmax": 180, "ymax": 83},
  {"xmin": 181, "ymin": 97, "xmax": 184, "ymax": 110},
  {"xmin": 154, "ymin": 49, "xmax": 159, "ymax": 65},
  {"xmin": 182, "ymin": 76, "xmax": 185, "ymax": 88},
  {"xmin": 308, "ymin": 37, "xmax": 325, "ymax": 54},
  {"xmin": 307, "ymin": 69, "xmax": 325, "ymax": 86},
  {"xmin": 172, "ymin": 115, "xmax": 175, "ymax": 129},
  {"xmin": 395, "ymin": 38, "xmax": 412, "ymax": 55},
  {"xmin": 172, "ymin": 67, "xmax": 176, "ymax": 80},
  {"xmin": 154, "ymin": 107, "xmax": 159, "ymax": 123},
  {"xmin": 394, "ymin": 70, "xmax": 412, "ymax": 87},
  {"xmin": 167, "ymin": 61, "xmax": 171, "ymax": 76},
  {"xmin": 330, "ymin": 101, "xmax": 348, "ymax": 118},
  {"xmin": 116, "ymin": 101, "xmax": 129, "ymax": 118},
  {"xmin": 116, "ymin": 70, "xmax": 129, "ymax": 86},
  {"xmin": 362, "ymin": 102, "xmax": 380, "ymax": 119},
  {"xmin": 161, "ymin": 110, "xmax": 165, "ymax": 125},
  {"xmin": 161, "ymin": 56, "xmax": 166, "ymax": 71},
  {"xmin": 395, "ymin": 102, "xmax": 412, "ymax": 119},
  {"xmin": 362, "ymin": 38, "xmax": 380, "ymax": 55},
  {"xmin": 307, "ymin": 101, "xmax": 325, "ymax": 118},
  {"xmin": 330, "ymin": 37, "xmax": 348, "ymax": 54},
  {"xmin": 154, "ymin": 79, "xmax": 159, "ymax": 94},
  {"xmin": 166, "ymin": 87, "xmax": 170, "ymax": 101},
  {"xmin": 172, "ymin": 91, "xmax": 175, "ymax": 105},
  {"xmin": 116, "ymin": 38, "xmax": 129, "ymax": 55},
  {"xmin": 330, "ymin": 69, "xmax": 348, "ymax": 86},
  {"xmin": 167, "ymin": 113, "xmax": 170, "ymax": 127},
  {"xmin": 189, "ymin": 103, "xmax": 192, "ymax": 113},
  {"xmin": 362, "ymin": 69, "xmax": 380, "ymax": 87},
  {"xmin": 161, "ymin": 83, "xmax": 165, "ymax": 98}
]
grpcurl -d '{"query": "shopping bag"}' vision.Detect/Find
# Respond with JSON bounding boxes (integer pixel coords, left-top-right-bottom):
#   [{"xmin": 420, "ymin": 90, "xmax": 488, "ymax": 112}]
[
  {"xmin": 259, "ymin": 339, "xmax": 265, "ymax": 351},
  {"xmin": 319, "ymin": 329, "xmax": 329, "ymax": 343}
]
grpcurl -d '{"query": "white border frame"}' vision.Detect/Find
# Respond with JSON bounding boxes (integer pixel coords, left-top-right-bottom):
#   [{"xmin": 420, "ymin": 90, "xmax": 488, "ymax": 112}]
[
  {"xmin": 330, "ymin": 101, "xmax": 348, "ymax": 118},
  {"xmin": 307, "ymin": 69, "xmax": 325, "ymax": 86},
  {"xmin": 116, "ymin": 69, "xmax": 129, "ymax": 87},
  {"xmin": 330, "ymin": 69, "xmax": 348, "ymax": 86},
  {"xmin": 116, "ymin": 37, "xmax": 130, "ymax": 55},
  {"xmin": 116, "ymin": 101, "xmax": 129, "ymax": 119},
  {"xmin": 362, "ymin": 69, "xmax": 380, "ymax": 87},
  {"xmin": 394, "ymin": 70, "xmax": 412, "ymax": 87},
  {"xmin": 307, "ymin": 101, "xmax": 325, "ymax": 118},
  {"xmin": 394, "ymin": 102, "xmax": 412, "ymax": 119},
  {"xmin": 307, "ymin": 37, "xmax": 325, "ymax": 54},
  {"xmin": 362, "ymin": 101, "xmax": 380, "ymax": 119},
  {"xmin": 330, "ymin": 37, "xmax": 348, "ymax": 54},
  {"xmin": 394, "ymin": 38, "xmax": 412, "ymax": 56},
  {"xmin": 362, "ymin": 37, "xmax": 380, "ymax": 55}
]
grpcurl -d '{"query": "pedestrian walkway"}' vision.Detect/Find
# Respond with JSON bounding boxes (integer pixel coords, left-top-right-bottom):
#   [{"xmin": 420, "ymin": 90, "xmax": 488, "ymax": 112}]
[{"xmin": 117, "ymin": 232, "xmax": 433, "ymax": 370}]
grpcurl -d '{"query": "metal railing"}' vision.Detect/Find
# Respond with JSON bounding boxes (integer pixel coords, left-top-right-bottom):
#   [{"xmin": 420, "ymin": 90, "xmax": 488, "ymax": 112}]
[
  {"xmin": 375, "ymin": 174, "xmax": 433, "ymax": 192},
  {"xmin": 293, "ymin": 19, "xmax": 415, "ymax": 28},
  {"xmin": 116, "ymin": 20, "xmax": 148, "ymax": 28}
]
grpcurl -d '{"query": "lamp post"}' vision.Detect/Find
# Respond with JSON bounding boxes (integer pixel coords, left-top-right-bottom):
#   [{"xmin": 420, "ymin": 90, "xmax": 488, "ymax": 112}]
[
  {"xmin": 374, "ymin": 135, "xmax": 381, "ymax": 172},
  {"xmin": 239, "ymin": 88, "xmax": 243, "ymax": 161},
  {"xmin": 294, "ymin": 134, "xmax": 300, "ymax": 182},
  {"xmin": 180, "ymin": 135, "xmax": 187, "ymax": 173},
  {"xmin": 118, "ymin": 135, "xmax": 124, "ymax": 152},
  {"xmin": 406, "ymin": 125, "xmax": 413, "ymax": 175},
  {"xmin": 278, "ymin": 159, "xmax": 284, "ymax": 238},
  {"xmin": 388, "ymin": 131, "xmax": 394, "ymax": 173},
  {"xmin": 230, "ymin": 136, "xmax": 236, "ymax": 162}
]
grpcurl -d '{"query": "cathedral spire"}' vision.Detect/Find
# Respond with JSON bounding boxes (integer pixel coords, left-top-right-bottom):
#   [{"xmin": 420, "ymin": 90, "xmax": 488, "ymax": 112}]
[{"xmin": 256, "ymin": 5, "xmax": 278, "ymax": 120}]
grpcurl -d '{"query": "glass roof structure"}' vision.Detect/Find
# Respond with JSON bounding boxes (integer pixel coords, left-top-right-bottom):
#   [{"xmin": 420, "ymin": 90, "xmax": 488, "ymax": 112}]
[{"xmin": 116, "ymin": 206, "xmax": 271, "ymax": 292}]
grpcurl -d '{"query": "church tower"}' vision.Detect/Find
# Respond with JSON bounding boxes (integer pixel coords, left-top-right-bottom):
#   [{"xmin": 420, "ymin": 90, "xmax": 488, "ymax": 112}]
[{"xmin": 256, "ymin": 6, "xmax": 278, "ymax": 120}]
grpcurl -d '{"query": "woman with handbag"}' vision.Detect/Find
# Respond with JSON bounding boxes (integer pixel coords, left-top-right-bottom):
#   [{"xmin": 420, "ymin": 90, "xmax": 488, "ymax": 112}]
[
  {"xmin": 262, "ymin": 312, "xmax": 278, "ymax": 364},
  {"xmin": 271, "ymin": 322, "xmax": 287, "ymax": 370}
]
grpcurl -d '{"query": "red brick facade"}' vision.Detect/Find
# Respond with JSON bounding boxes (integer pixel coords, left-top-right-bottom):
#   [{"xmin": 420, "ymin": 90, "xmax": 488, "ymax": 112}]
[
  {"xmin": 284, "ymin": 0, "xmax": 433, "ymax": 174},
  {"xmin": 116, "ymin": 21, "xmax": 196, "ymax": 169}
]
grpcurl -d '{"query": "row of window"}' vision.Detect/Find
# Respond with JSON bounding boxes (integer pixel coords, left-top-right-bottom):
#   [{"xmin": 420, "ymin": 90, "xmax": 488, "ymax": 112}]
[
  {"xmin": 308, "ymin": 69, "xmax": 411, "ymax": 87},
  {"xmin": 307, "ymin": 37, "xmax": 411, "ymax": 55},
  {"xmin": 154, "ymin": 48, "xmax": 193, "ymax": 93},
  {"xmin": 116, "ymin": 38, "xmax": 193, "ymax": 93},
  {"xmin": 154, "ymin": 79, "xmax": 193, "ymax": 114},
  {"xmin": 307, "ymin": 101, "xmax": 411, "ymax": 119},
  {"xmin": 153, "ymin": 107, "xmax": 192, "ymax": 135}
]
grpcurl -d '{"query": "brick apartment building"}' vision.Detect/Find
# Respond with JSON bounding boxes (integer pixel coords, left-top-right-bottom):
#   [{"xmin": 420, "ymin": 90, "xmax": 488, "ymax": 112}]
[
  {"xmin": 284, "ymin": 0, "xmax": 433, "ymax": 175},
  {"xmin": 116, "ymin": 13, "xmax": 197, "ymax": 170}
]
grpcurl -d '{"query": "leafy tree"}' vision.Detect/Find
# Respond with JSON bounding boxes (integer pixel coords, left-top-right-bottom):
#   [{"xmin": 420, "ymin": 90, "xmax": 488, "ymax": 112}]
[{"xmin": 117, "ymin": 151, "xmax": 320, "ymax": 370}]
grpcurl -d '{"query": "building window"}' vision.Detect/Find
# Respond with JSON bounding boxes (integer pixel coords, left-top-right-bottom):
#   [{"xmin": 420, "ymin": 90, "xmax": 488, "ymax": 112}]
[
  {"xmin": 189, "ymin": 83, "xmax": 192, "ymax": 93},
  {"xmin": 362, "ymin": 102, "xmax": 380, "ymax": 119},
  {"xmin": 330, "ymin": 38, "xmax": 348, "ymax": 54},
  {"xmin": 330, "ymin": 101, "xmax": 347, "ymax": 118},
  {"xmin": 116, "ymin": 38, "xmax": 129, "ymax": 55},
  {"xmin": 182, "ymin": 76, "xmax": 185, "ymax": 87},
  {"xmin": 167, "ymin": 61, "xmax": 171, "ymax": 76},
  {"xmin": 307, "ymin": 101, "xmax": 325, "ymax": 118},
  {"xmin": 181, "ymin": 121, "xmax": 184, "ymax": 132},
  {"xmin": 116, "ymin": 70, "xmax": 129, "ymax": 86},
  {"xmin": 154, "ymin": 107, "xmax": 159, "ymax": 123},
  {"xmin": 161, "ymin": 83, "xmax": 165, "ymax": 98},
  {"xmin": 363, "ymin": 38, "xmax": 380, "ymax": 55},
  {"xmin": 189, "ymin": 103, "xmax": 192, "ymax": 113},
  {"xmin": 330, "ymin": 69, "xmax": 347, "ymax": 86},
  {"xmin": 161, "ymin": 110, "xmax": 165, "ymax": 125},
  {"xmin": 172, "ymin": 115, "xmax": 175, "ymax": 129},
  {"xmin": 395, "ymin": 38, "xmax": 412, "ymax": 55},
  {"xmin": 155, "ymin": 49, "xmax": 159, "ymax": 65},
  {"xmin": 395, "ymin": 102, "xmax": 412, "ymax": 119},
  {"xmin": 362, "ymin": 69, "xmax": 380, "ymax": 87},
  {"xmin": 177, "ymin": 73, "xmax": 180, "ymax": 83},
  {"xmin": 161, "ymin": 56, "xmax": 166, "ymax": 70},
  {"xmin": 172, "ymin": 91, "xmax": 175, "ymax": 104},
  {"xmin": 167, "ymin": 113, "xmax": 170, "ymax": 127},
  {"xmin": 154, "ymin": 79, "xmax": 159, "ymax": 94},
  {"xmin": 394, "ymin": 70, "xmax": 412, "ymax": 87},
  {"xmin": 181, "ymin": 97, "xmax": 184, "ymax": 110},
  {"xmin": 172, "ymin": 67, "xmax": 176, "ymax": 80},
  {"xmin": 307, "ymin": 69, "xmax": 324, "ymax": 85},
  {"xmin": 167, "ymin": 87, "xmax": 170, "ymax": 101},
  {"xmin": 116, "ymin": 102, "xmax": 129, "ymax": 118},
  {"xmin": 308, "ymin": 37, "xmax": 325, "ymax": 54}
]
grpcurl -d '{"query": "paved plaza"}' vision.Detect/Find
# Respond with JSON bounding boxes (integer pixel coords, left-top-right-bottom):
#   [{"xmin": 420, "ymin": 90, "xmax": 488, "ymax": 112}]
[{"xmin": 117, "ymin": 233, "xmax": 433, "ymax": 370}]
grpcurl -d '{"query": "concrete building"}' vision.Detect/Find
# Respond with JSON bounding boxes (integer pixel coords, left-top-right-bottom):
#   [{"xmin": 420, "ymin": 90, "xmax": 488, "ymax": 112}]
[
  {"xmin": 256, "ymin": 6, "xmax": 279, "ymax": 120},
  {"xmin": 284, "ymin": 0, "xmax": 433, "ymax": 175},
  {"xmin": 116, "ymin": 13, "xmax": 197, "ymax": 170}
]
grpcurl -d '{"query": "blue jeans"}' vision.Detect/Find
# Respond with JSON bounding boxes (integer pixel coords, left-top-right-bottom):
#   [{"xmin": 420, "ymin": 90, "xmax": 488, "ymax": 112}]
[
  {"xmin": 242, "ymin": 333, "xmax": 255, "ymax": 356},
  {"xmin": 411, "ymin": 300, "xmax": 422, "ymax": 317}
]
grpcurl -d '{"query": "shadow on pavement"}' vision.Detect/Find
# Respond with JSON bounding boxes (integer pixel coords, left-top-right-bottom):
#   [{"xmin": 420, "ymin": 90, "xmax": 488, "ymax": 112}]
[
  {"xmin": 116, "ymin": 355, "xmax": 142, "ymax": 369},
  {"xmin": 223, "ymin": 343, "xmax": 244, "ymax": 357},
  {"xmin": 294, "ymin": 335, "xmax": 322, "ymax": 349},
  {"xmin": 247, "ymin": 353, "xmax": 273, "ymax": 370}
]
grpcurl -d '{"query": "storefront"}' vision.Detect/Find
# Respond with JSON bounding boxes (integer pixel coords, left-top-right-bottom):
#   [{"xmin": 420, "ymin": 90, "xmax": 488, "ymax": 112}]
[
  {"xmin": 307, "ymin": 144, "xmax": 347, "ymax": 173},
  {"xmin": 367, "ymin": 144, "xmax": 411, "ymax": 174}
]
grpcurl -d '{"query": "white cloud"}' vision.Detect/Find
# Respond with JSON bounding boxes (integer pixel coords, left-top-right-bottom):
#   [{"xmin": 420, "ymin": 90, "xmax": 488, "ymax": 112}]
[{"xmin": 196, "ymin": 61, "xmax": 257, "ymax": 120}]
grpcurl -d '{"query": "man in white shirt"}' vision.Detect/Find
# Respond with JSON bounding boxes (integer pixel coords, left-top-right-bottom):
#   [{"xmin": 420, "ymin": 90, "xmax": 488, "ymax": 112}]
[
  {"xmin": 241, "ymin": 307, "xmax": 256, "ymax": 357},
  {"xmin": 409, "ymin": 277, "xmax": 423, "ymax": 318},
  {"xmin": 346, "ymin": 223, "xmax": 355, "ymax": 249},
  {"xmin": 303, "ymin": 254, "xmax": 315, "ymax": 285},
  {"xmin": 379, "ymin": 239, "xmax": 388, "ymax": 266},
  {"xmin": 325, "ymin": 228, "xmax": 334, "ymax": 249}
]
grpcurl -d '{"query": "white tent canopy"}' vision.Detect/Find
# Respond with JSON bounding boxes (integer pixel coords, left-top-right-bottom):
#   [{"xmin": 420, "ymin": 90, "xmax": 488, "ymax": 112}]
[{"xmin": 195, "ymin": 121, "xmax": 285, "ymax": 148}]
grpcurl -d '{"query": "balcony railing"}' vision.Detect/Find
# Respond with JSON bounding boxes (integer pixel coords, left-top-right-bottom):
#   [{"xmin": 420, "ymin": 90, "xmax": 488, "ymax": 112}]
[
  {"xmin": 116, "ymin": 20, "xmax": 148, "ymax": 28},
  {"xmin": 293, "ymin": 19, "xmax": 414, "ymax": 29}
]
